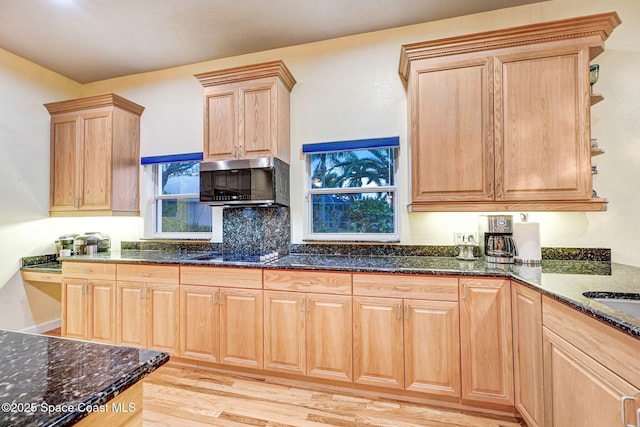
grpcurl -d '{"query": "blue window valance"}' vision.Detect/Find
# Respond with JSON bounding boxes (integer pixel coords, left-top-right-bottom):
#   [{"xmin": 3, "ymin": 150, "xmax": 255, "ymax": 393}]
[
  {"xmin": 302, "ymin": 136, "xmax": 399, "ymax": 154},
  {"xmin": 140, "ymin": 152, "xmax": 204, "ymax": 165}
]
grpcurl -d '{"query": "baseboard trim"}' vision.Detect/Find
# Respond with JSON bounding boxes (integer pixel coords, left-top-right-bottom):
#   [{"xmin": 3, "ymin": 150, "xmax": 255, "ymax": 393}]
[{"xmin": 20, "ymin": 318, "xmax": 61, "ymax": 334}]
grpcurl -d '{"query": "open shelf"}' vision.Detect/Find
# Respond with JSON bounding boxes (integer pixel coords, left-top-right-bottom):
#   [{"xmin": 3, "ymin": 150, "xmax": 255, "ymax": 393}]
[{"xmin": 591, "ymin": 93, "xmax": 604, "ymax": 105}]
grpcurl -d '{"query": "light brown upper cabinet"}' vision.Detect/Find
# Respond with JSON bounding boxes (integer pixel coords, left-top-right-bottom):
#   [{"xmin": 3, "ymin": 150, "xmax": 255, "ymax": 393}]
[
  {"xmin": 195, "ymin": 61, "xmax": 296, "ymax": 163},
  {"xmin": 399, "ymin": 12, "xmax": 620, "ymax": 212},
  {"xmin": 44, "ymin": 93, "xmax": 144, "ymax": 217}
]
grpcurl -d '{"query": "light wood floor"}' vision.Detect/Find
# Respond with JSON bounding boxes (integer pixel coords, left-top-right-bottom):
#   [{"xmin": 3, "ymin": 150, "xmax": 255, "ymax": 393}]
[
  {"xmin": 42, "ymin": 330, "xmax": 525, "ymax": 426},
  {"xmin": 143, "ymin": 364, "xmax": 525, "ymax": 427}
]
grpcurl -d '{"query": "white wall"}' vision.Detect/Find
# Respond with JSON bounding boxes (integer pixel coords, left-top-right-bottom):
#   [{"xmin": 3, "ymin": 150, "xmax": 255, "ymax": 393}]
[
  {"xmin": 81, "ymin": 0, "xmax": 640, "ymax": 264},
  {"xmin": 0, "ymin": 48, "xmax": 144, "ymax": 331},
  {"xmin": 1, "ymin": 0, "xmax": 639, "ymax": 330}
]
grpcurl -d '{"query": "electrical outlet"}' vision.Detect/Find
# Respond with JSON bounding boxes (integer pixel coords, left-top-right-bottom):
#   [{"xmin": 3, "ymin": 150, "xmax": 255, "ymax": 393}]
[{"xmin": 454, "ymin": 232, "xmax": 478, "ymax": 244}]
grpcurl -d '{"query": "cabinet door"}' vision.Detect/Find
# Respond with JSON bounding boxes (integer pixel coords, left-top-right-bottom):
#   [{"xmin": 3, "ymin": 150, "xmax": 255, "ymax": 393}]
[
  {"xmin": 495, "ymin": 45, "xmax": 591, "ymax": 201},
  {"xmin": 404, "ymin": 299, "xmax": 460, "ymax": 397},
  {"xmin": 220, "ymin": 288, "xmax": 263, "ymax": 369},
  {"xmin": 512, "ymin": 282, "xmax": 544, "ymax": 427},
  {"xmin": 306, "ymin": 294, "xmax": 353, "ymax": 383},
  {"xmin": 62, "ymin": 278, "xmax": 87, "ymax": 339},
  {"xmin": 87, "ymin": 280, "xmax": 116, "ymax": 344},
  {"xmin": 460, "ymin": 278, "xmax": 514, "ymax": 405},
  {"xmin": 80, "ymin": 112, "xmax": 112, "ymax": 211},
  {"xmin": 116, "ymin": 281, "xmax": 146, "ymax": 349},
  {"xmin": 264, "ymin": 291, "xmax": 305, "ymax": 375},
  {"xmin": 543, "ymin": 328, "xmax": 640, "ymax": 427},
  {"xmin": 409, "ymin": 56, "xmax": 494, "ymax": 203},
  {"xmin": 147, "ymin": 283, "xmax": 180, "ymax": 355},
  {"xmin": 50, "ymin": 117, "xmax": 79, "ymax": 212},
  {"xmin": 204, "ymin": 87, "xmax": 238, "ymax": 160},
  {"xmin": 353, "ymin": 296, "xmax": 404, "ymax": 389},
  {"xmin": 180, "ymin": 285, "xmax": 219, "ymax": 362},
  {"xmin": 239, "ymin": 82, "xmax": 275, "ymax": 159}
]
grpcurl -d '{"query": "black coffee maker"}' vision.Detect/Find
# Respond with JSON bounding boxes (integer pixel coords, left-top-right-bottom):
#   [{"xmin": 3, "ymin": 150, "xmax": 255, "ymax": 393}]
[{"xmin": 479, "ymin": 215, "xmax": 517, "ymax": 264}]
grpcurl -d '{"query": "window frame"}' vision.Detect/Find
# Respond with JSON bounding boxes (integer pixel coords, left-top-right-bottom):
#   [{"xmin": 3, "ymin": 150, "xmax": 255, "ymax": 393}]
[
  {"xmin": 142, "ymin": 155, "xmax": 215, "ymax": 240},
  {"xmin": 304, "ymin": 143, "xmax": 400, "ymax": 242}
]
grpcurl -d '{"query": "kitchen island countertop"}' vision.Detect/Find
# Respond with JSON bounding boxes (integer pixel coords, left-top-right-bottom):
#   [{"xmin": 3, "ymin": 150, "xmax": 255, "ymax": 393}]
[{"xmin": 0, "ymin": 330, "xmax": 168, "ymax": 426}]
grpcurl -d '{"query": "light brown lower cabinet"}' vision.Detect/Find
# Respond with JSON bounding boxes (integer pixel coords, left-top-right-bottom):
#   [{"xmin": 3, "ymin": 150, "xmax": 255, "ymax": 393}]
[
  {"xmin": 263, "ymin": 290, "xmax": 353, "ymax": 382},
  {"xmin": 543, "ymin": 328, "xmax": 640, "ymax": 427},
  {"xmin": 61, "ymin": 262, "xmax": 117, "ymax": 344},
  {"xmin": 543, "ymin": 296, "xmax": 640, "ymax": 427},
  {"xmin": 352, "ymin": 273, "xmax": 461, "ymax": 396},
  {"xmin": 459, "ymin": 278, "xmax": 514, "ymax": 406},
  {"xmin": 62, "ymin": 278, "xmax": 116, "ymax": 343},
  {"xmin": 511, "ymin": 282, "xmax": 544, "ymax": 427},
  {"xmin": 404, "ymin": 299, "xmax": 460, "ymax": 397},
  {"xmin": 116, "ymin": 281, "xmax": 179, "ymax": 355},
  {"xmin": 353, "ymin": 296, "xmax": 404, "ymax": 389},
  {"xmin": 352, "ymin": 296, "xmax": 460, "ymax": 395},
  {"xmin": 180, "ymin": 285, "xmax": 263, "ymax": 368}
]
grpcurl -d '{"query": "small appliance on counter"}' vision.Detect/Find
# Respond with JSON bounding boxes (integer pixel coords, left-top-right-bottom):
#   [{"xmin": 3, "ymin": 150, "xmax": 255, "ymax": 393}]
[
  {"xmin": 479, "ymin": 215, "xmax": 517, "ymax": 264},
  {"xmin": 55, "ymin": 234, "xmax": 78, "ymax": 254},
  {"xmin": 65, "ymin": 232, "xmax": 111, "ymax": 255}
]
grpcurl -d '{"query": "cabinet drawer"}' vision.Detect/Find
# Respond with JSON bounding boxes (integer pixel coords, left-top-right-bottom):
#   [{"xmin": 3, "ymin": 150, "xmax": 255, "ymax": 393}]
[
  {"xmin": 62, "ymin": 262, "xmax": 116, "ymax": 280},
  {"xmin": 353, "ymin": 273, "xmax": 458, "ymax": 301},
  {"xmin": 117, "ymin": 264, "xmax": 179, "ymax": 284},
  {"xmin": 263, "ymin": 269, "xmax": 352, "ymax": 294},
  {"xmin": 21, "ymin": 270, "xmax": 62, "ymax": 284},
  {"xmin": 180, "ymin": 266, "xmax": 262, "ymax": 289}
]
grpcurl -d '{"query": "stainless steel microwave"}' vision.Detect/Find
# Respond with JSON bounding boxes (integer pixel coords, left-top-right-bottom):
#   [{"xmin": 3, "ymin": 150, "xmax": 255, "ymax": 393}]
[{"xmin": 199, "ymin": 157, "xmax": 290, "ymax": 207}]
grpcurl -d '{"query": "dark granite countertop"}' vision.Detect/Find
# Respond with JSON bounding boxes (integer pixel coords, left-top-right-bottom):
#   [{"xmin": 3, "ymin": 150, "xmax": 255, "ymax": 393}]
[
  {"xmin": 0, "ymin": 330, "xmax": 168, "ymax": 427},
  {"xmin": 24, "ymin": 250, "xmax": 640, "ymax": 341},
  {"xmin": 21, "ymin": 263, "xmax": 62, "ymax": 273}
]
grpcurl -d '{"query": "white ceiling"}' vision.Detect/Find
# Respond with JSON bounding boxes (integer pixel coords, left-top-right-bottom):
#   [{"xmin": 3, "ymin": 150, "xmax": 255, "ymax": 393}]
[{"xmin": 0, "ymin": 0, "xmax": 544, "ymax": 84}]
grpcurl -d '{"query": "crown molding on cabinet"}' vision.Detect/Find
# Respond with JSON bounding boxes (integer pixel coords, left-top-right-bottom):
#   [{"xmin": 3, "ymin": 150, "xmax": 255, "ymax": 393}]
[
  {"xmin": 194, "ymin": 60, "xmax": 296, "ymax": 92},
  {"xmin": 44, "ymin": 93, "xmax": 145, "ymax": 116},
  {"xmin": 398, "ymin": 11, "xmax": 621, "ymax": 85}
]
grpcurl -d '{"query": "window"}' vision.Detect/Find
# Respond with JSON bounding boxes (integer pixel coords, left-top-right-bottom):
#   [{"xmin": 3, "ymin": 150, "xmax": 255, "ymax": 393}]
[
  {"xmin": 304, "ymin": 137, "xmax": 399, "ymax": 241},
  {"xmin": 142, "ymin": 153, "xmax": 212, "ymax": 238}
]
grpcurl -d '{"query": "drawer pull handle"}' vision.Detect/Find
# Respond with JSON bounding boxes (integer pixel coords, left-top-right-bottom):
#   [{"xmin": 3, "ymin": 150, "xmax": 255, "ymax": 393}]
[
  {"xmin": 40, "ymin": 275, "xmax": 50, "ymax": 280},
  {"xmin": 81, "ymin": 269, "xmax": 92, "ymax": 274},
  {"xmin": 139, "ymin": 272, "xmax": 152, "ymax": 277},
  {"xmin": 621, "ymin": 396, "xmax": 636, "ymax": 427},
  {"xmin": 395, "ymin": 286, "xmax": 411, "ymax": 292},
  {"xmin": 295, "ymin": 281, "xmax": 314, "ymax": 285}
]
